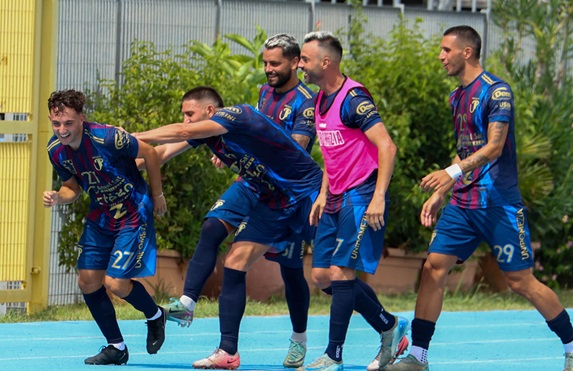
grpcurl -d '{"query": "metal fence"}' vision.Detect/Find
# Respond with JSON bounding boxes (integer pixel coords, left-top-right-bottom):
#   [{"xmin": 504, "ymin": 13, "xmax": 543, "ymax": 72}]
[{"xmin": 43, "ymin": 0, "xmax": 517, "ymax": 305}]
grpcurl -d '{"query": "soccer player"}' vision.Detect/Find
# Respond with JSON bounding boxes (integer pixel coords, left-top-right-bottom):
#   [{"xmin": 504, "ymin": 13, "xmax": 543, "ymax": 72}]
[
  {"xmin": 43, "ymin": 89, "xmax": 167, "ymax": 365},
  {"xmin": 158, "ymin": 33, "xmax": 316, "ymax": 368},
  {"xmin": 385, "ymin": 26, "xmax": 573, "ymax": 371},
  {"xmin": 297, "ymin": 31, "xmax": 408, "ymax": 371},
  {"xmin": 134, "ymin": 95, "xmax": 323, "ymax": 370}
]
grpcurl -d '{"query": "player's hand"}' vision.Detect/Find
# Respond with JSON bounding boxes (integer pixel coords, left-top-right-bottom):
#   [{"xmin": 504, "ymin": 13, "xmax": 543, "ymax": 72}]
[
  {"xmin": 153, "ymin": 193, "xmax": 168, "ymax": 216},
  {"xmin": 211, "ymin": 155, "xmax": 226, "ymax": 169},
  {"xmin": 365, "ymin": 198, "xmax": 385, "ymax": 231},
  {"xmin": 420, "ymin": 169, "xmax": 453, "ymax": 192},
  {"xmin": 420, "ymin": 192, "xmax": 445, "ymax": 227},
  {"xmin": 309, "ymin": 192, "xmax": 327, "ymax": 226},
  {"xmin": 43, "ymin": 190, "xmax": 59, "ymax": 208}
]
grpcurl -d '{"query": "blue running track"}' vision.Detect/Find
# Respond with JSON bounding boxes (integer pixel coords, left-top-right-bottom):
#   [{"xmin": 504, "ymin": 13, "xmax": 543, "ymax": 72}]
[{"xmin": 0, "ymin": 309, "xmax": 570, "ymax": 370}]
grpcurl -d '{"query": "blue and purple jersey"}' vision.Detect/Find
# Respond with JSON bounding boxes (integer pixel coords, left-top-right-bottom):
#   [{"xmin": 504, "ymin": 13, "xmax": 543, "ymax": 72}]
[
  {"xmin": 47, "ymin": 122, "xmax": 150, "ymax": 229},
  {"xmin": 257, "ymin": 81, "xmax": 316, "ymax": 152},
  {"xmin": 449, "ymin": 71, "xmax": 522, "ymax": 208},
  {"xmin": 187, "ymin": 104, "xmax": 322, "ymax": 209}
]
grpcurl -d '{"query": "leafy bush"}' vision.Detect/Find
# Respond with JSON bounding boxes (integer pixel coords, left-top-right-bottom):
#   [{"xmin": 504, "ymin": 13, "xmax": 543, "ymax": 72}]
[{"xmin": 491, "ymin": 0, "xmax": 573, "ymax": 288}]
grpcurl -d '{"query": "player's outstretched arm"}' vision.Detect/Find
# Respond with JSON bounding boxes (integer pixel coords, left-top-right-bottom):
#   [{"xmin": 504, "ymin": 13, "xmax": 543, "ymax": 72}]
[
  {"xmin": 136, "ymin": 142, "xmax": 192, "ymax": 170},
  {"xmin": 43, "ymin": 177, "xmax": 82, "ymax": 208},
  {"xmin": 134, "ymin": 120, "xmax": 228, "ymax": 144}
]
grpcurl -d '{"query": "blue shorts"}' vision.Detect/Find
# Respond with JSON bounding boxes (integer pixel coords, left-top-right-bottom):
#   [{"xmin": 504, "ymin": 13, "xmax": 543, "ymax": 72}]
[
  {"xmin": 77, "ymin": 203, "xmax": 157, "ymax": 278},
  {"xmin": 205, "ymin": 180, "xmax": 259, "ymax": 228},
  {"xmin": 264, "ymin": 233, "xmax": 308, "ymax": 269},
  {"xmin": 233, "ymin": 193, "xmax": 317, "ymax": 267},
  {"xmin": 430, "ymin": 203, "xmax": 534, "ymax": 271},
  {"xmin": 312, "ymin": 203, "xmax": 387, "ymax": 275}
]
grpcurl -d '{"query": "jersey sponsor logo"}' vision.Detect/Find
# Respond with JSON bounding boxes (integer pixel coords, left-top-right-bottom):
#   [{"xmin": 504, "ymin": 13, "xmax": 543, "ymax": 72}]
[
  {"xmin": 303, "ymin": 107, "xmax": 314, "ymax": 119},
  {"xmin": 223, "ymin": 106, "xmax": 242, "ymax": 114},
  {"xmin": 210, "ymin": 199, "xmax": 225, "ymax": 211},
  {"xmin": 279, "ymin": 105, "xmax": 292, "ymax": 121},
  {"xmin": 491, "ymin": 87, "xmax": 511, "ymax": 100},
  {"xmin": 470, "ymin": 97, "xmax": 480, "ymax": 113},
  {"xmin": 62, "ymin": 159, "xmax": 77, "ymax": 174},
  {"xmin": 356, "ymin": 101, "xmax": 375, "ymax": 115},
  {"xmin": 93, "ymin": 156, "xmax": 104, "ymax": 171},
  {"xmin": 115, "ymin": 130, "xmax": 129, "ymax": 150},
  {"xmin": 498, "ymin": 101, "xmax": 512, "ymax": 110},
  {"xmin": 214, "ymin": 111, "xmax": 238, "ymax": 121},
  {"xmin": 516, "ymin": 208, "xmax": 530, "ymax": 260},
  {"xmin": 318, "ymin": 120, "xmax": 327, "ymax": 129},
  {"xmin": 317, "ymin": 130, "xmax": 345, "ymax": 147},
  {"xmin": 353, "ymin": 216, "xmax": 368, "ymax": 259}
]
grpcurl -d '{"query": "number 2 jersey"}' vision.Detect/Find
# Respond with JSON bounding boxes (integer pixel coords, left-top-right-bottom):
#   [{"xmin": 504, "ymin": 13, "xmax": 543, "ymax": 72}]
[
  {"xmin": 449, "ymin": 71, "xmax": 522, "ymax": 208},
  {"xmin": 47, "ymin": 122, "xmax": 151, "ymax": 230}
]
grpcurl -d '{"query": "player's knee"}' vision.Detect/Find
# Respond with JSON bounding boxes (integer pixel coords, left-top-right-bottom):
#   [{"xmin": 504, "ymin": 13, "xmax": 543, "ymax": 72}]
[
  {"xmin": 503, "ymin": 271, "xmax": 534, "ymax": 295},
  {"xmin": 311, "ymin": 269, "xmax": 330, "ymax": 289}
]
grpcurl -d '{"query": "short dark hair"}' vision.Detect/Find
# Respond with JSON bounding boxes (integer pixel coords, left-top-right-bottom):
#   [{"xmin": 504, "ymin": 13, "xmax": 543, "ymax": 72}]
[
  {"xmin": 48, "ymin": 90, "xmax": 86, "ymax": 114},
  {"xmin": 264, "ymin": 33, "xmax": 301, "ymax": 60},
  {"xmin": 303, "ymin": 31, "xmax": 343, "ymax": 61},
  {"xmin": 444, "ymin": 25, "xmax": 482, "ymax": 60},
  {"xmin": 181, "ymin": 86, "xmax": 224, "ymax": 108}
]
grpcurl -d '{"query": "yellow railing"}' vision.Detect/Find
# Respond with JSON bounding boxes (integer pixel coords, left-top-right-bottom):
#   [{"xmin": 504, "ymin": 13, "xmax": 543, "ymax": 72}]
[{"xmin": 0, "ymin": 0, "xmax": 58, "ymax": 312}]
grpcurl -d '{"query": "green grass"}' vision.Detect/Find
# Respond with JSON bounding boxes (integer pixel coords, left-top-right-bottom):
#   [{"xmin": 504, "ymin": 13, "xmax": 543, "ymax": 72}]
[{"xmin": 2, "ymin": 288, "xmax": 572, "ymax": 323}]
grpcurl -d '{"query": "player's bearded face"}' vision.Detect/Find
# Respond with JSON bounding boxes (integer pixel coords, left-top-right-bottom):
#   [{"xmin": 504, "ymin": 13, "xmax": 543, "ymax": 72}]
[
  {"xmin": 263, "ymin": 48, "xmax": 294, "ymax": 89},
  {"xmin": 48, "ymin": 107, "xmax": 85, "ymax": 150}
]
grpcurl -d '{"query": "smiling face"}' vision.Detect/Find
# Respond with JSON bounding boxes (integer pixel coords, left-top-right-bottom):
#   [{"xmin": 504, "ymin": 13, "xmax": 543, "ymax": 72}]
[
  {"xmin": 439, "ymin": 34, "xmax": 467, "ymax": 78},
  {"xmin": 262, "ymin": 47, "xmax": 297, "ymax": 90},
  {"xmin": 49, "ymin": 106, "xmax": 85, "ymax": 150},
  {"xmin": 298, "ymin": 40, "xmax": 325, "ymax": 85}
]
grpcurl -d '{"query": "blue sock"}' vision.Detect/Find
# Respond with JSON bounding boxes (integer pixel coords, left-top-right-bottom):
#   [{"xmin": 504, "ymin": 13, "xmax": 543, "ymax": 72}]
[
  {"xmin": 184, "ymin": 218, "xmax": 229, "ymax": 301},
  {"xmin": 83, "ymin": 286, "xmax": 123, "ymax": 344},
  {"xmin": 219, "ymin": 267, "xmax": 247, "ymax": 355},
  {"xmin": 547, "ymin": 310, "xmax": 573, "ymax": 344},
  {"xmin": 355, "ymin": 278, "xmax": 395, "ymax": 332},
  {"xmin": 122, "ymin": 280, "xmax": 158, "ymax": 318},
  {"xmin": 411, "ymin": 318, "xmax": 436, "ymax": 349},
  {"xmin": 281, "ymin": 265, "xmax": 309, "ymax": 334},
  {"xmin": 326, "ymin": 280, "xmax": 355, "ymax": 362}
]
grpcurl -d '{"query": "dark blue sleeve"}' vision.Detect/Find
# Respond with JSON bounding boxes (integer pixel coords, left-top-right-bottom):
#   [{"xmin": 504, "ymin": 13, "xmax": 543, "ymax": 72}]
[
  {"xmin": 486, "ymin": 83, "xmax": 513, "ymax": 124},
  {"xmin": 291, "ymin": 97, "xmax": 316, "ymax": 139},
  {"xmin": 104, "ymin": 127, "xmax": 139, "ymax": 158},
  {"xmin": 341, "ymin": 88, "xmax": 383, "ymax": 132}
]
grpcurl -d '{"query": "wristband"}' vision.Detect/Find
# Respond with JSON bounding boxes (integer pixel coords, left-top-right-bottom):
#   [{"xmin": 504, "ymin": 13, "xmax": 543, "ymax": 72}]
[
  {"xmin": 153, "ymin": 192, "xmax": 164, "ymax": 198},
  {"xmin": 445, "ymin": 164, "xmax": 463, "ymax": 179}
]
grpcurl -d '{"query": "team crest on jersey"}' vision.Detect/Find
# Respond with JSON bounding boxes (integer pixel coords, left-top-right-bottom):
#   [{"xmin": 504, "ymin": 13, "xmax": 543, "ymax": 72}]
[
  {"xmin": 235, "ymin": 221, "xmax": 247, "ymax": 236},
  {"xmin": 356, "ymin": 101, "xmax": 375, "ymax": 115},
  {"xmin": 61, "ymin": 159, "xmax": 77, "ymax": 174},
  {"xmin": 210, "ymin": 199, "xmax": 225, "ymax": 211},
  {"xmin": 93, "ymin": 156, "xmax": 104, "ymax": 171},
  {"xmin": 115, "ymin": 130, "xmax": 129, "ymax": 150},
  {"xmin": 279, "ymin": 105, "xmax": 293, "ymax": 121},
  {"xmin": 470, "ymin": 97, "xmax": 480, "ymax": 113},
  {"xmin": 491, "ymin": 87, "xmax": 511, "ymax": 100},
  {"xmin": 303, "ymin": 107, "xmax": 314, "ymax": 119}
]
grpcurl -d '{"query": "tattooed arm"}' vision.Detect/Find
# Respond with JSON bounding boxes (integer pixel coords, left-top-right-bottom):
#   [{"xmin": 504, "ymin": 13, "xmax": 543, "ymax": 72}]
[{"xmin": 420, "ymin": 121, "xmax": 508, "ymax": 193}]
